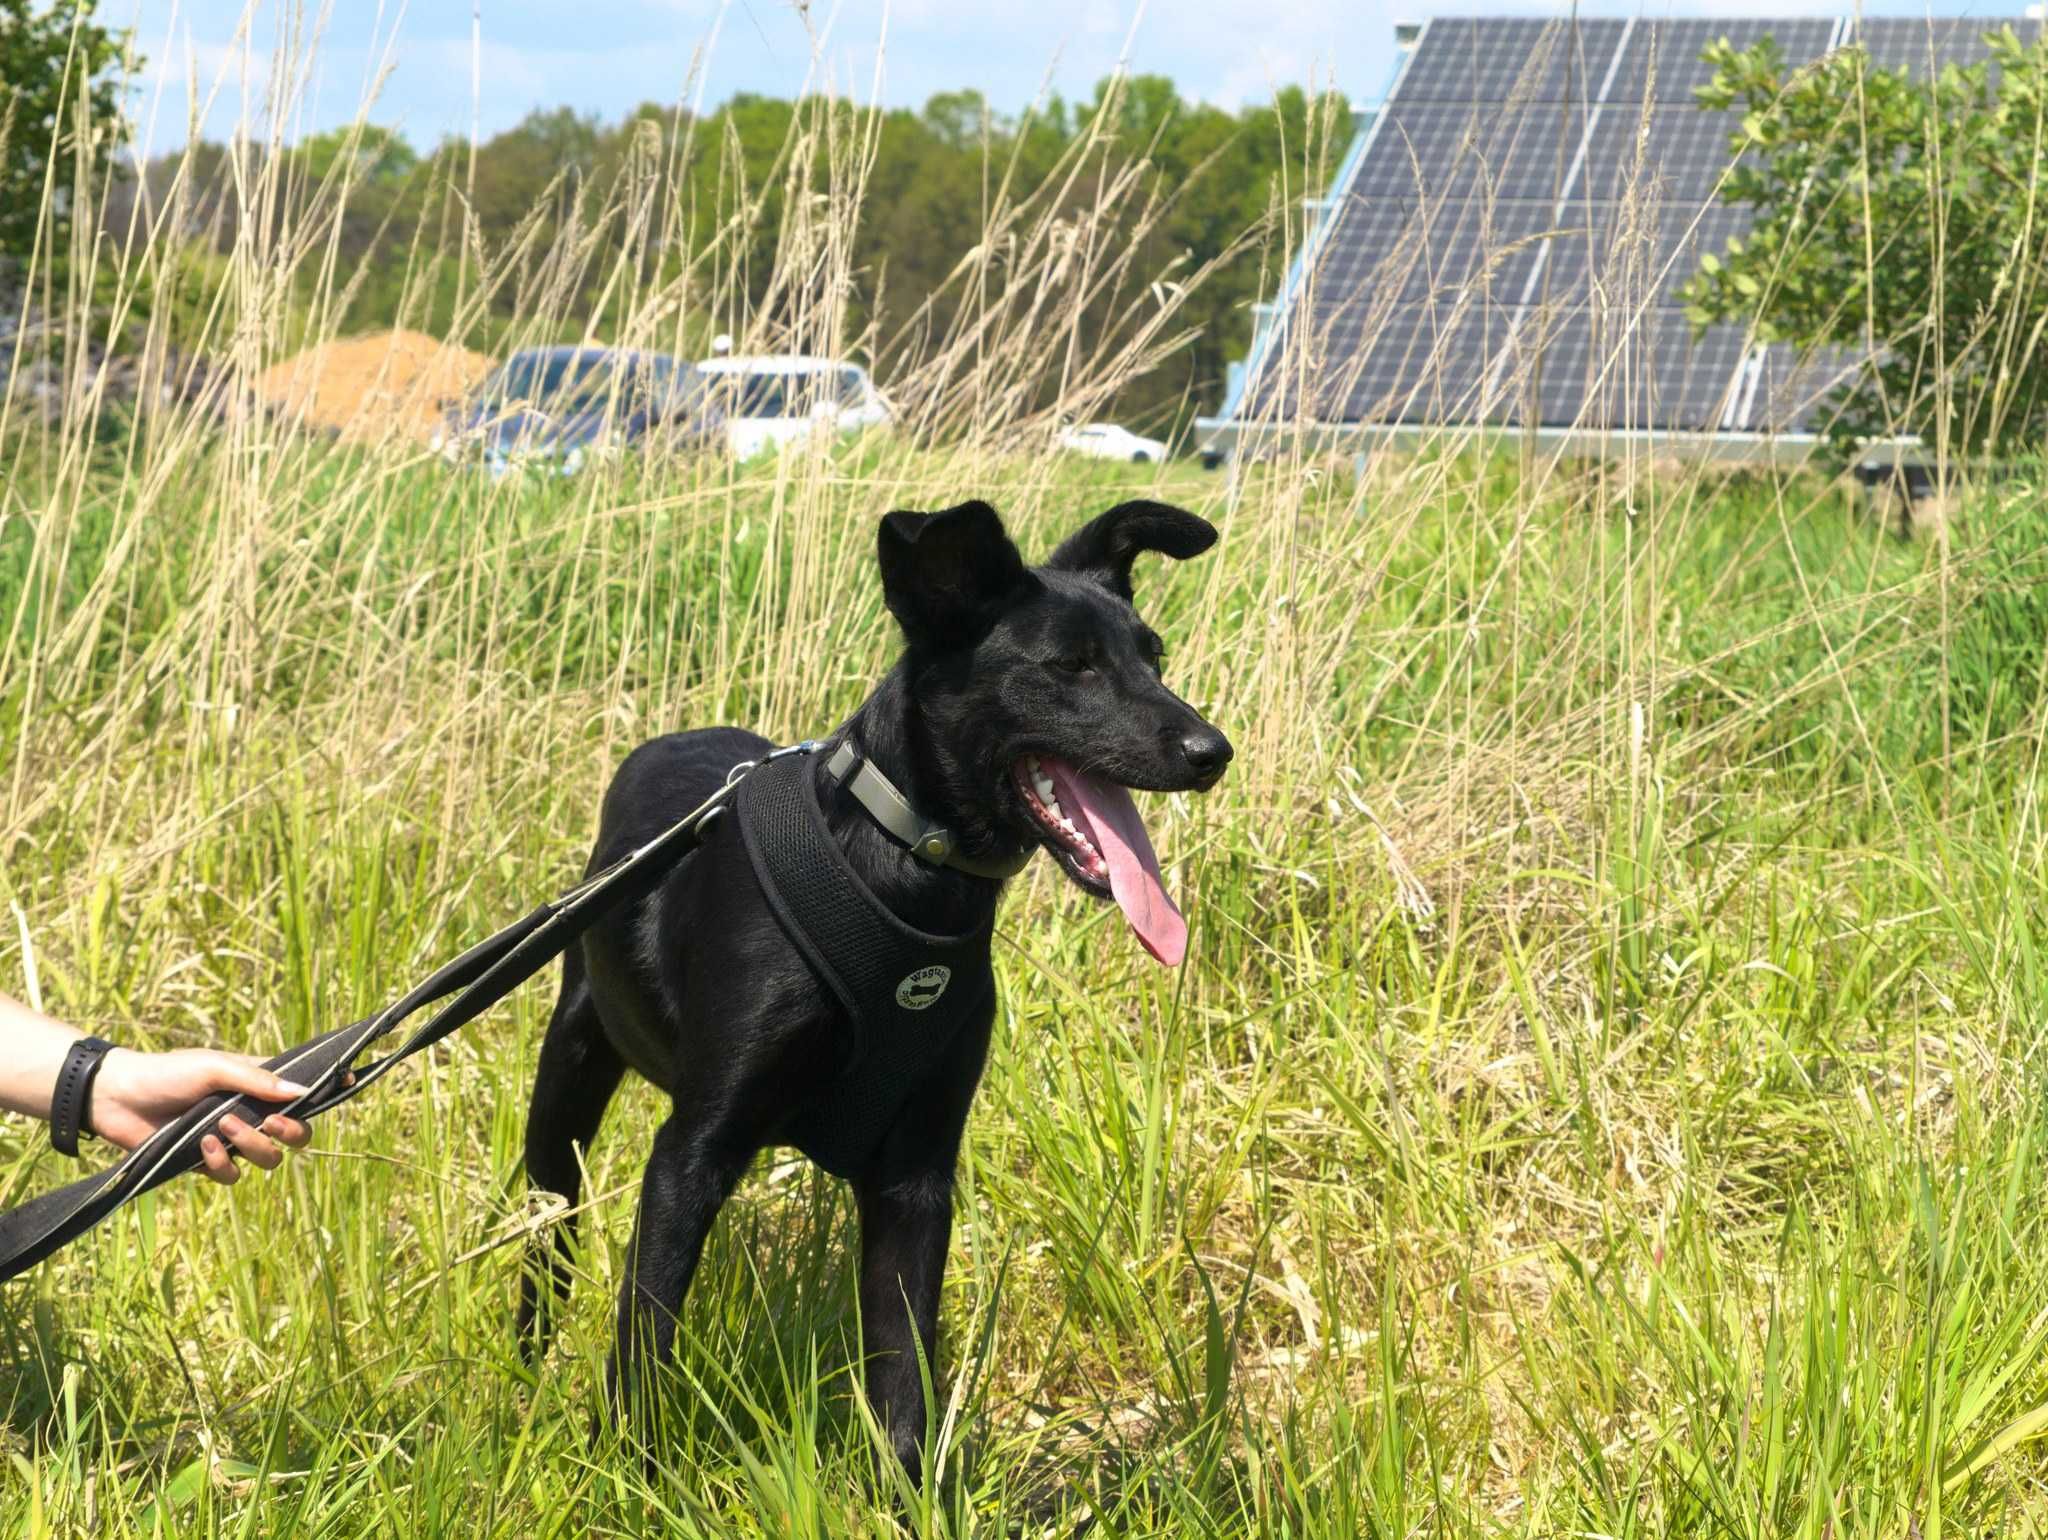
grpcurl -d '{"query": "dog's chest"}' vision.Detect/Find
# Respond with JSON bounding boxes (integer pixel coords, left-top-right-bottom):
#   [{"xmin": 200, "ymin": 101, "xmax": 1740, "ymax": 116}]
[{"xmin": 734, "ymin": 752, "xmax": 997, "ymax": 1176}]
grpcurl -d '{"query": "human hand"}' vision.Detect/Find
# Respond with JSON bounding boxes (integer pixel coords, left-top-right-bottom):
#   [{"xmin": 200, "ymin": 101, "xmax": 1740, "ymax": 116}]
[{"xmin": 89, "ymin": 1049, "xmax": 315, "ymax": 1185}]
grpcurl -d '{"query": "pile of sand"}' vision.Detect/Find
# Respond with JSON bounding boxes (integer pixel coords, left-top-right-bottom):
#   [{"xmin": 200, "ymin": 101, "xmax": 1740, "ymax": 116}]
[{"xmin": 256, "ymin": 330, "xmax": 494, "ymax": 444}]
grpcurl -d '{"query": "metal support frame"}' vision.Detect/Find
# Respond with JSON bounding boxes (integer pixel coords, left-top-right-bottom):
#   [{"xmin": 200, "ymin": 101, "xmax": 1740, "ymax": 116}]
[{"xmin": 1196, "ymin": 416, "xmax": 1925, "ymax": 471}]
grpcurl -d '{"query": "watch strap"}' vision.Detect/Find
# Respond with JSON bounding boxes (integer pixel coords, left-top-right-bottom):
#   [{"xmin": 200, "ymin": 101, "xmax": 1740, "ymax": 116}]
[{"xmin": 50, "ymin": 1037, "xmax": 115, "ymax": 1159}]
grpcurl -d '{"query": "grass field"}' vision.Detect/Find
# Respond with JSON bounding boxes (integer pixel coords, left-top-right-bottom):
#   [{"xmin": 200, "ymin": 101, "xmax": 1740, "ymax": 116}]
[
  {"xmin": 6, "ymin": 411, "xmax": 2048, "ymax": 1537},
  {"xmin": 7, "ymin": 27, "xmax": 2048, "ymax": 1531}
]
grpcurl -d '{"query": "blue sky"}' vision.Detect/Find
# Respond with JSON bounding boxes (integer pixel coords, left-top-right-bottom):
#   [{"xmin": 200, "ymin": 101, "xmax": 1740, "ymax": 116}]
[{"xmin": 119, "ymin": 0, "xmax": 2036, "ymax": 154}]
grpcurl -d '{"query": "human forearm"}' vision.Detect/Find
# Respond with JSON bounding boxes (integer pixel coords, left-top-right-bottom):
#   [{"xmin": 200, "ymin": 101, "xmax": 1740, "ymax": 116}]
[{"xmin": 0, "ymin": 991, "xmax": 84, "ymax": 1121}]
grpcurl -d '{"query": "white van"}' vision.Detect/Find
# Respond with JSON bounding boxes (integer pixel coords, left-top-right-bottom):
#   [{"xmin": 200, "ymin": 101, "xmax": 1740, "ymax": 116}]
[{"xmin": 693, "ymin": 351, "xmax": 892, "ymax": 459}]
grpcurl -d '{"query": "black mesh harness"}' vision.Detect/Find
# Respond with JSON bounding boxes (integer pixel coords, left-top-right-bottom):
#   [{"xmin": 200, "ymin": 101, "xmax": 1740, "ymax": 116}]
[{"xmin": 734, "ymin": 748, "xmax": 995, "ymax": 1177}]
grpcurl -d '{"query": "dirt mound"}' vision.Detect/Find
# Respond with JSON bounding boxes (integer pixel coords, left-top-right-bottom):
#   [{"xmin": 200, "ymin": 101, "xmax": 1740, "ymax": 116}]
[{"xmin": 256, "ymin": 330, "xmax": 493, "ymax": 444}]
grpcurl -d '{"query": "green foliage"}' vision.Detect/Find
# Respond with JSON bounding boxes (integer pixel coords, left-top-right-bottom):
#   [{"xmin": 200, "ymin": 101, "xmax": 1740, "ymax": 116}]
[
  {"xmin": 1683, "ymin": 27, "xmax": 2048, "ymax": 459},
  {"xmin": 0, "ymin": 0, "xmax": 128, "ymax": 276}
]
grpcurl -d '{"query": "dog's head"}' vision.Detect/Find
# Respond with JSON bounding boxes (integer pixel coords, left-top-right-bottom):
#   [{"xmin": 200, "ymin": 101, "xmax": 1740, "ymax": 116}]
[{"xmin": 877, "ymin": 498, "xmax": 1232, "ymax": 966}]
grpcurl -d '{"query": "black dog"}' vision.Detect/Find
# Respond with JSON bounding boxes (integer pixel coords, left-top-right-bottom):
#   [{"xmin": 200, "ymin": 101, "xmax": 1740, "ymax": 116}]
[{"xmin": 516, "ymin": 498, "xmax": 1231, "ymax": 1480}]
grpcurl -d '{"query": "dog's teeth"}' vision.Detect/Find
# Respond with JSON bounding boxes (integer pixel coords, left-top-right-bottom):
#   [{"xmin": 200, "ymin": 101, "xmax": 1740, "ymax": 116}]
[{"xmin": 1031, "ymin": 769, "xmax": 1061, "ymax": 817}]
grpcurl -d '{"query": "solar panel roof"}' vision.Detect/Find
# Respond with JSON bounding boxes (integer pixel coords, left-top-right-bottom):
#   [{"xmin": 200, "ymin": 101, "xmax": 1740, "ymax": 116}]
[{"xmin": 1237, "ymin": 16, "xmax": 2038, "ymax": 441}]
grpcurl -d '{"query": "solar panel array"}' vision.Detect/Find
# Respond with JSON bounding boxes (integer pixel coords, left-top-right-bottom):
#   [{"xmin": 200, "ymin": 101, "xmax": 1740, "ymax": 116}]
[{"xmin": 1246, "ymin": 17, "xmax": 2039, "ymax": 439}]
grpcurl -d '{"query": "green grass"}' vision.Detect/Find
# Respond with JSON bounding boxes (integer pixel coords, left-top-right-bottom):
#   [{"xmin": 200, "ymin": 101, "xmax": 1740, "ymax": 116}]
[{"xmin": 5, "ymin": 431, "xmax": 2048, "ymax": 1536}]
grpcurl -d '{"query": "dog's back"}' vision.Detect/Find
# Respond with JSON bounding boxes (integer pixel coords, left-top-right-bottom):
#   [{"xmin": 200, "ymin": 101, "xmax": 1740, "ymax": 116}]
[
  {"xmin": 592, "ymin": 727, "xmax": 771, "ymax": 864},
  {"xmin": 575, "ymin": 725, "xmax": 832, "ymax": 1093}
]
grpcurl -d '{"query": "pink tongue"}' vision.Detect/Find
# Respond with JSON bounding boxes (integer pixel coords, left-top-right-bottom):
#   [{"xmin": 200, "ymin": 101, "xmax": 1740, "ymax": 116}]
[{"xmin": 1045, "ymin": 758, "xmax": 1187, "ymax": 967}]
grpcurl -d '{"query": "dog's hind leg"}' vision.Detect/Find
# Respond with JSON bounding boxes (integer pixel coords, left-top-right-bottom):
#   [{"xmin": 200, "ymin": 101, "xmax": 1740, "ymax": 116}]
[{"xmin": 516, "ymin": 945, "xmax": 626, "ymax": 1357}]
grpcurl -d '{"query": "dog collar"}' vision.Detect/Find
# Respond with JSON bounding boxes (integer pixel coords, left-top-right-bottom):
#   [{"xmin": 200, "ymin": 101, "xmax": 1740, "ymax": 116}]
[{"xmin": 824, "ymin": 740, "xmax": 1034, "ymax": 880}]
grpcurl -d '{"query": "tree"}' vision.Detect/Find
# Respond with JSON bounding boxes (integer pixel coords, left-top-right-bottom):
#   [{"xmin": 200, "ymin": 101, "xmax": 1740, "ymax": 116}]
[
  {"xmin": 0, "ymin": 0, "xmax": 128, "ymax": 277},
  {"xmin": 1682, "ymin": 27, "xmax": 2048, "ymax": 460},
  {"xmin": 289, "ymin": 123, "xmax": 418, "ymax": 190}
]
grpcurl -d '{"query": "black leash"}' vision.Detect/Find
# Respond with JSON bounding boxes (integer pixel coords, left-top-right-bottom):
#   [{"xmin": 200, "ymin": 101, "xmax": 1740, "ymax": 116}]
[{"xmin": 0, "ymin": 742, "xmax": 817, "ymax": 1285}]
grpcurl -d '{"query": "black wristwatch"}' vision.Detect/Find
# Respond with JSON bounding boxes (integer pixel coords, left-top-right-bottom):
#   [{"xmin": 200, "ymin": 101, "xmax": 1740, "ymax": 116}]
[{"xmin": 50, "ymin": 1037, "xmax": 116, "ymax": 1158}]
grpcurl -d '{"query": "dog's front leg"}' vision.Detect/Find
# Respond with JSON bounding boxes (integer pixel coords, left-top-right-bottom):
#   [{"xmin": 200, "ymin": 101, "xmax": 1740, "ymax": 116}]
[
  {"xmin": 603, "ymin": 1113, "xmax": 746, "ymax": 1430},
  {"xmin": 855, "ymin": 1167, "xmax": 954, "ymax": 1485}
]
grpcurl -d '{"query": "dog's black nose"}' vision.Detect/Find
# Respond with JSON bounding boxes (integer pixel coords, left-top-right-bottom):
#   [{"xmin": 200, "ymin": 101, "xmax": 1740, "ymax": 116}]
[{"xmin": 1179, "ymin": 727, "xmax": 1233, "ymax": 781}]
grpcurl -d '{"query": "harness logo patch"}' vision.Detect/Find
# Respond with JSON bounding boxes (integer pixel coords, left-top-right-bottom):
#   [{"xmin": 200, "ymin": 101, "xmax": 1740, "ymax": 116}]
[{"xmin": 896, "ymin": 966, "xmax": 952, "ymax": 1011}]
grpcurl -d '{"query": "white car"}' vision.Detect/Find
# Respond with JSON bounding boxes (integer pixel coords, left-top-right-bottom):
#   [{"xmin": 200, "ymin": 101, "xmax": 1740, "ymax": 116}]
[
  {"xmin": 693, "ymin": 351, "xmax": 892, "ymax": 459},
  {"xmin": 1057, "ymin": 422, "xmax": 1169, "ymax": 463}
]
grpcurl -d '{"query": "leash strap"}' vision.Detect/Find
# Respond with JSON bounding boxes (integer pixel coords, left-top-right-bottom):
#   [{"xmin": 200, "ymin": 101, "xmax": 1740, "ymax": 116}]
[{"xmin": 0, "ymin": 744, "xmax": 811, "ymax": 1285}]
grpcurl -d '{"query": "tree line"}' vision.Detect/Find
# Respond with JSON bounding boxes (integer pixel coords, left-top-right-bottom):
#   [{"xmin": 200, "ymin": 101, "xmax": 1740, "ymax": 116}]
[
  {"xmin": 5, "ymin": 1, "xmax": 1349, "ymax": 432},
  {"xmin": 102, "ymin": 80, "xmax": 1347, "ymax": 433}
]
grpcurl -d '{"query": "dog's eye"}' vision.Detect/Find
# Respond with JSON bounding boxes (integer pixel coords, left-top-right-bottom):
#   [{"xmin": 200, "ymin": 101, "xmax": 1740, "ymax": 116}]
[{"xmin": 1049, "ymin": 655, "xmax": 1093, "ymax": 676}]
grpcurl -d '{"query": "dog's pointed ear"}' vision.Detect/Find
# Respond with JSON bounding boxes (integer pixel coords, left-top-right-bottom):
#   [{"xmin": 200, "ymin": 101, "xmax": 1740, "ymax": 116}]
[
  {"xmin": 878, "ymin": 500, "xmax": 1033, "ymax": 646},
  {"xmin": 1043, "ymin": 500, "xmax": 1217, "ymax": 601}
]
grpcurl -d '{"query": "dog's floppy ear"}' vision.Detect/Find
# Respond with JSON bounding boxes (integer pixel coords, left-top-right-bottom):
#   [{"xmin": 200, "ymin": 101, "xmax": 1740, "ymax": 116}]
[
  {"xmin": 877, "ymin": 500, "xmax": 1032, "ymax": 646},
  {"xmin": 1043, "ymin": 500, "xmax": 1217, "ymax": 601}
]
